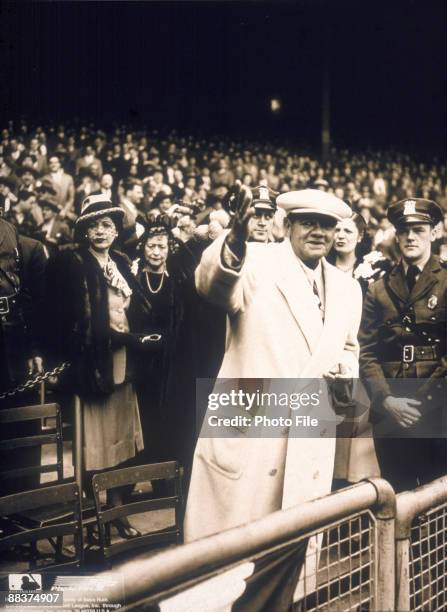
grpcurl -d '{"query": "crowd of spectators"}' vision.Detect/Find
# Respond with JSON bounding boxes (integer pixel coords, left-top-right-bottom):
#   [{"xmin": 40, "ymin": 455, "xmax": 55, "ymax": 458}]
[
  {"xmin": 3, "ymin": 118, "xmax": 447, "ymax": 511},
  {"xmin": 2, "ymin": 120, "xmax": 447, "ymax": 260}
]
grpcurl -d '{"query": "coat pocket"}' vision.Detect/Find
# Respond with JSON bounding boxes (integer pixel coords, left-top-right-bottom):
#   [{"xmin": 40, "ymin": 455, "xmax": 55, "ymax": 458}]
[{"xmin": 197, "ymin": 436, "xmax": 246, "ymax": 480}]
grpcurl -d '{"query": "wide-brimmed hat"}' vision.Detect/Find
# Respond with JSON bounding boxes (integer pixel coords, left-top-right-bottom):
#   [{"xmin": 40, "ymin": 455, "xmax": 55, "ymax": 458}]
[{"xmin": 74, "ymin": 193, "xmax": 124, "ymax": 241}]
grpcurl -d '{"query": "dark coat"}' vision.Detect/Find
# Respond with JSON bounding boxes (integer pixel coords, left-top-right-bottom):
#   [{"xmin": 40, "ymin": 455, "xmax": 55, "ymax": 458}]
[
  {"xmin": 36, "ymin": 217, "xmax": 72, "ymax": 256},
  {"xmin": 44, "ymin": 246, "xmax": 152, "ymax": 399}
]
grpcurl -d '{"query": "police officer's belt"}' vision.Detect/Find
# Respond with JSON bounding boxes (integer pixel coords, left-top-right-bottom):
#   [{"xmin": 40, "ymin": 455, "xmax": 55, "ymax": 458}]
[{"xmin": 382, "ymin": 344, "xmax": 442, "ymax": 363}]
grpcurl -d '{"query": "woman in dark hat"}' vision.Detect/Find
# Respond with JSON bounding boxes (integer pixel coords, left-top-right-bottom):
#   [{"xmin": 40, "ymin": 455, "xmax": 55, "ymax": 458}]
[
  {"xmin": 44, "ymin": 194, "xmax": 159, "ymax": 539},
  {"xmin": 133, "ymin": 218, "xmax": 213, "ymax": 490},
  {"xmin": 132, "ymin": 219, "xmax": 187, "ymax": 469}
]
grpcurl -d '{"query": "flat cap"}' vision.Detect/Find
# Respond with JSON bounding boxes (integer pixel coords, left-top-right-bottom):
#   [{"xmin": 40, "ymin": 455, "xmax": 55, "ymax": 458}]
[
  {"xmin": 277, "ymin": 189, "xmax": 351, "ymax": 221},
  {"xmin": 387, "ymin": 198, "xmax": 442, "ymax": 227}
]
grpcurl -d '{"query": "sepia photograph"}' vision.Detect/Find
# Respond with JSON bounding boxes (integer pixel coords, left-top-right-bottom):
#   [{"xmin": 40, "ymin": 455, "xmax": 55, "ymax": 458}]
[{"xmin": 1, "ymin": 1, "xmax": 447, "ymax": 610}]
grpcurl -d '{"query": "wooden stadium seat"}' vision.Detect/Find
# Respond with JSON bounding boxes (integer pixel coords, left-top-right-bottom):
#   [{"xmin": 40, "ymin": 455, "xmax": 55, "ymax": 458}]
[
  {"xmin": 0, "ymin": 403, "xmax": 64, "ymax": 487},
  {"xmin": 0, "ymin": 482, "xmax": 83, "ymax": 571},
  {"xmin": 92, "ymin": 461, "xmax": 183, "ymax": 561},
  {"xmin": 0, "ymin": 402, "xmax": 95, "ymax": 560}
]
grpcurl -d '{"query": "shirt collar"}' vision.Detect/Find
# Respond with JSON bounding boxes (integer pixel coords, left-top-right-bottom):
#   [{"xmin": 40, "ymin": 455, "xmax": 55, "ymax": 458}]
[
  {"xmin": 297, "ymin": 257, "xmax": 323, "ymax": 284},
  {"xmin": 402, "ymin": 252, "xmax": 431, "ymax": 275}
]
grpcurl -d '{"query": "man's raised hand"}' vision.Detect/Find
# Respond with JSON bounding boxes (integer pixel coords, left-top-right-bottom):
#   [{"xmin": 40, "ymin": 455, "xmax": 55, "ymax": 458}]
[{"xmin": 226, "ymin": 181, "xmax": 254, "ymax": 255}]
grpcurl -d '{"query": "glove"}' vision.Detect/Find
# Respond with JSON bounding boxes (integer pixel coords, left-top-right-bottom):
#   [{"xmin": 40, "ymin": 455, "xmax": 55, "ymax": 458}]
[{"xmin": 110, "ymin": 330, "xmax": 164, "ymax": 353}]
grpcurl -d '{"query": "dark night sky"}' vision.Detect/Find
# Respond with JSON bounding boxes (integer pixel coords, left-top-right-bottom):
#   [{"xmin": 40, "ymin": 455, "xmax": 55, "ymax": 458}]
[{"xmin": 1, "ymin": 1, "xmax": 446, "ymax": 151}]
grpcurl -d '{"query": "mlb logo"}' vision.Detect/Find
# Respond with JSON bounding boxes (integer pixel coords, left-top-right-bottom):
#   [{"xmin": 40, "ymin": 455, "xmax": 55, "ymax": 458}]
[{"xmin": 8, "ymin": 574, "xmax": 42, "ymax": 591}]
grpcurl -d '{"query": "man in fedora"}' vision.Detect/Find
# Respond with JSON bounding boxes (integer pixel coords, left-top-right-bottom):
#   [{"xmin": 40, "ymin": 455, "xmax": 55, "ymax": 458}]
[
  {"xmin": 185, "ymin": 182, "xmax": 362, "ymax": 541},
  {"xmin": 36, "ymin": 193, "xmax": 72, "ymax": 256},
  {"xmin": 360, "ymin": 197, "xmax": 447, "ymax": 492}
]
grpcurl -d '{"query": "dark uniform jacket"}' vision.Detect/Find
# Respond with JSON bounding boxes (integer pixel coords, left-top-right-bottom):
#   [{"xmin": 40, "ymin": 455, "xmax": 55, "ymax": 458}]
[
  {"xmin": 0, "ymin": 218, "xmax": 46, "ymax": 389},
  {"xmin": 359, "ymin": 255, "xmax": 447, "ymax": 432}
]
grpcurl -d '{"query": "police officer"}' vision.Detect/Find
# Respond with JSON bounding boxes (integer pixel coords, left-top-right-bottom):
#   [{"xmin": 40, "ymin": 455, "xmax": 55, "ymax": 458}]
[
  {"xmin": 0, "ymin": 216, "xmax": 46, "ymax": 494},
  {"xmin": 247, "ymin": 183, "xmax": 277, "ymax": 243},
  {"xmin": 359, "ymin": 197, "xmax": 447, "ymax": 492}
]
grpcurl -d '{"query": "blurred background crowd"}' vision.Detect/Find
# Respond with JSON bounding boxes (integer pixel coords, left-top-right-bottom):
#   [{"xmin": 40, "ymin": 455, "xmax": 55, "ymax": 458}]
[{"xmin": 2, "ymin": 120, "xmax": 447, "ymax": 259}]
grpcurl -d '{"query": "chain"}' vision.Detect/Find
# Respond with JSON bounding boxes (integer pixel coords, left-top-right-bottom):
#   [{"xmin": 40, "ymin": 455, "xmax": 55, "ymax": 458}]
[{"xmin": 0, "ymin": 361, "xmax": 71, "ymax": 401}]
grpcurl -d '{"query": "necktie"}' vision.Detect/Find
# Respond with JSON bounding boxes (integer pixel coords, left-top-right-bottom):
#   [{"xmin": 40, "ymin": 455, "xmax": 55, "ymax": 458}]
[
  {"xmin": 406, "ymin": 264, "xmax": 419, "ymax": 293},
  {"xmin": 313, "ymin": 280, "xmax": 324, "ymax": 320}
]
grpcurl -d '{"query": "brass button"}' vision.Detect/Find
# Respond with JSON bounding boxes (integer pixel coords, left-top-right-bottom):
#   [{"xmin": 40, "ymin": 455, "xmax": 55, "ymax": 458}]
[{"xmin": 404, "ymin": 363, "xmax": 410, "ymax": 370}]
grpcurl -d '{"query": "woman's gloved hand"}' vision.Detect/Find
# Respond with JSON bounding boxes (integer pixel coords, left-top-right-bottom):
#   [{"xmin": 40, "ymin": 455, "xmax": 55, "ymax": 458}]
[
  {"xmin": 137, "ymin": 333, "xmax": 164, "ymax": 352},
  {"xmin": 110, "ymin": 330, "xmax": 164, "ymax": 352}
]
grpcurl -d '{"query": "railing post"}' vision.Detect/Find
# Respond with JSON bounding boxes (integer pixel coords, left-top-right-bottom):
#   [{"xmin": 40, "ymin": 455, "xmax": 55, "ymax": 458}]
[
  {"xmin": 394, "ymin": 477, "xmax": 447, "ymax": 612},
  {"xmin": 395, "ymin": 538, "xmax": 411, "ymax": 611},
  {"xmin": 367, "ymin": 478, "xmax": 396, "ymax": 612}
]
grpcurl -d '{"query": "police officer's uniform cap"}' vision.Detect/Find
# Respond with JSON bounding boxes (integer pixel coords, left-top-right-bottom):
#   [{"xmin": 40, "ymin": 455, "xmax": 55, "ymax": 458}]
[
  {"xmin": 277, "ymin": 189, "xmax": 351, "ymax": 222},
  {"xmin": 387, "ymin": 198, "xmax": 442, "ymax": 228},
  {"xmin": 251, "ymin": 184, "xmax": 277, "ymax": 213}
]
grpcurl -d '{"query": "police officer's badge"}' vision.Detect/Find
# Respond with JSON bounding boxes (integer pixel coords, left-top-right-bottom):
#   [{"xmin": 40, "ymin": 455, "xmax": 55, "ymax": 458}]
[
  {"xmin": 427, "ymin": 295, "xmax": 438, "ymax": 309},
  {"xmin": 403, "ymin": 200, "xmax": 416, "ymax": 215}
]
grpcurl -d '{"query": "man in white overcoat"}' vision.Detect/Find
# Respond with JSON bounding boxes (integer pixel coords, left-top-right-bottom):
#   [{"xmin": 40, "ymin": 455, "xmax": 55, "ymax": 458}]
[{"xmin": 184, "ymin": 184, "xmax": 362, "ymax": 542}]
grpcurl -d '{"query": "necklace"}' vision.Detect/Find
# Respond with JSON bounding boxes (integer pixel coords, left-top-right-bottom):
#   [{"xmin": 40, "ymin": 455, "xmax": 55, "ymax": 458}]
[{"xmin": 145, "ymin": 271, "xmax": 165, "ymax": 294}]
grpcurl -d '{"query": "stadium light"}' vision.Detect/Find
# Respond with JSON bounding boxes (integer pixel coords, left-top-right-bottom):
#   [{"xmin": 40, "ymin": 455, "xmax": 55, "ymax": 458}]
[{"xmin": 270, "ymin": 98, "xmax": 281, "ymax": 114}]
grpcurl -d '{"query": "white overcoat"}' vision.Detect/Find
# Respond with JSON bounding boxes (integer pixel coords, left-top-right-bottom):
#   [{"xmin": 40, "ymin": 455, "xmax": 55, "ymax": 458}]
[{"xmin": 184, "ymin": 234, "xmax": 362, "ymax": 542}]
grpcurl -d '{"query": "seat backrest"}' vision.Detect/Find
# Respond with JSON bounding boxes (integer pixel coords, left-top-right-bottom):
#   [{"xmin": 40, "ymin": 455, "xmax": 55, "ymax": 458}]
[
  {"xmin": 92, "ymin": 461, "xmax": 183, "ymax": 560},
  {"xmin": 0, "ymin": 482, "xmax": 83, "ymax": 570},
  {"xmin": 0, "ymin": 403, "xmax": 64, "ymax": 484}
]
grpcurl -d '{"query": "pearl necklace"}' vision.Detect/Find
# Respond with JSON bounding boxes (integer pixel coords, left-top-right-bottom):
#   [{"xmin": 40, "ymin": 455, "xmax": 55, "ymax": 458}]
[{"xmin": 145, "ymin": 271, "xmax": 165, "ymax": 294}]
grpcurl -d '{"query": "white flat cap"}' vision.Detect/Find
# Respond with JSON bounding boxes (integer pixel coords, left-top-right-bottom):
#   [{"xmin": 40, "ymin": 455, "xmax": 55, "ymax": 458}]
[{"xmin": 277, "ymin": 189, "xmax": 351, "ymax": 221}]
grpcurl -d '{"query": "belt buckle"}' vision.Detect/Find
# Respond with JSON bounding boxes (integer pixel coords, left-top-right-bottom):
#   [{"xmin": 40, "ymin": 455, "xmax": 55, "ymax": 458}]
[
  {"xmin": 403, "ymin": 345, "xmax": 414, "ymax": 363},
  {"xmin": 0, "ymin": 297, "xmax": 9, "ymax": 315}
]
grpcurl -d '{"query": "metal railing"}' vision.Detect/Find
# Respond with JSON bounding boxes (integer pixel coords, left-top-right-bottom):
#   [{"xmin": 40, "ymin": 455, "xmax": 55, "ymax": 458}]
[
  {"xmin": 395, "ymin": 476, "xmax": 447, "ymax": 612},
  {"xmin": 85, "ymin": 475, "xmax": 447, "ymax": 611},
  {"xmin": 101, "ymin": 479, "xmax": 395, "ymax": 611},
  {"xmin": 296, "ymin": 510, "xmax": 376, "ymax": 611}
]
